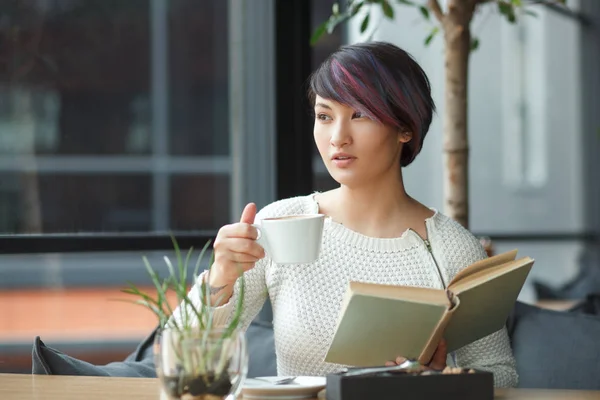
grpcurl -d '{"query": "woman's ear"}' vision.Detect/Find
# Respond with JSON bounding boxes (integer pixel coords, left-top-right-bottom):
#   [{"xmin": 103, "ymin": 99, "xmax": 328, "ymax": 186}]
[{"xmin": 398, "ymin": 131, "xmax": 413, "ymax": 144}]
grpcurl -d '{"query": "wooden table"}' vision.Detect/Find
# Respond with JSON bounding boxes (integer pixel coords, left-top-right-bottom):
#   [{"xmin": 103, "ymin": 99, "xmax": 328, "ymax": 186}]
[{"xmin": 1, "ymin": 373, "xmax": 599, "ymax": 400}]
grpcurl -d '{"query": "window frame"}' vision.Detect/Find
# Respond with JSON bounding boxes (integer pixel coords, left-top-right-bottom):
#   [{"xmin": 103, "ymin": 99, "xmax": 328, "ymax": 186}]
[{"xmin": 0, "ymin": 0, "xmax": 313, "ymax": 255}]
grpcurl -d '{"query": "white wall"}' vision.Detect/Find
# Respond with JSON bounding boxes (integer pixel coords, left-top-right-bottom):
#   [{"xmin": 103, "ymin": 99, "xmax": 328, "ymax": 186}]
[{"xmin": 346, "ymin": 1, "xmax": 598, "ymax": 301}]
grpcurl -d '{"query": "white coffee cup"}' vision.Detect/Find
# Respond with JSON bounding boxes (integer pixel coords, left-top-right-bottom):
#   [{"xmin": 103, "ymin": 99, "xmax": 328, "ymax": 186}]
[{"xmin": 252, "ymin": 214, "xmax": 325, "ymax": 264}]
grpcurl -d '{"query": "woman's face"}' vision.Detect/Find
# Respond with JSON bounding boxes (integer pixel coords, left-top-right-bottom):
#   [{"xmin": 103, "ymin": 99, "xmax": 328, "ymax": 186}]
[{"xmin": 313, "ymin": 95, "xmax": 409, "ymax": 188}]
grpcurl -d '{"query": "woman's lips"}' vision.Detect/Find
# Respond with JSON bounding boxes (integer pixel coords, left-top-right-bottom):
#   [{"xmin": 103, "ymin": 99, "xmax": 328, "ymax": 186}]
[{"xmin": 331, "ymin": 156, "xmax": 356, "ymax": 168}]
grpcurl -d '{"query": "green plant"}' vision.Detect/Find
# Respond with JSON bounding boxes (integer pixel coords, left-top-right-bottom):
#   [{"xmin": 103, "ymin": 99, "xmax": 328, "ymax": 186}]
[
  {"xmin": 121, "ymin": 236, "xmax": 246, "ymax": 399},
  {"xmin": 122, "ymin": 236, "xmax": 244, "ymax": 336}
]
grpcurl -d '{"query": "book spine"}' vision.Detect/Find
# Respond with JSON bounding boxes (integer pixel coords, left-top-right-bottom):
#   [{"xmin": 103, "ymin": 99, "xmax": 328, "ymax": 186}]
[{"xmin": 418, "ymin": 295, "xmax": 460, "ymax": 364}]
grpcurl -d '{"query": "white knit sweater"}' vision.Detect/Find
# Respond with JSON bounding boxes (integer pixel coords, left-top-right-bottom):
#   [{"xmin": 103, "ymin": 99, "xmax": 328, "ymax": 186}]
[{"xmin": 173, "ymin": 194, "xmax": 518, "ymax": 387}]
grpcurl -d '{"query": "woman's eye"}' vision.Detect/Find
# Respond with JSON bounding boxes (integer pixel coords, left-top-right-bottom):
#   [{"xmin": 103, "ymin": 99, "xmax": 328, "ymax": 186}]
[
  {"xmin": 352, "ymin": 111, "xmax": 365, "ymax": 119},
  {"xmin": 316, "ymin": 113, "xmax": 331, "ymax": 121}
]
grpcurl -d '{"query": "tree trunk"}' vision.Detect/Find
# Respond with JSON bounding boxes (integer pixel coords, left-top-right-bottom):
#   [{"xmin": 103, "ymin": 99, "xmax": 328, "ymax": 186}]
[{"xmin": 442, "ymin": 2, "xmax": 476, "ymax": 228}]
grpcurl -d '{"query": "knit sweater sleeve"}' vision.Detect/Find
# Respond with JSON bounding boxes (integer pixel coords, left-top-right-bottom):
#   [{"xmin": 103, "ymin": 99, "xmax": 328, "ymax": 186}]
[{"xmin": 438, "ymin": 220, "xmax": 519, "ymax": 388}]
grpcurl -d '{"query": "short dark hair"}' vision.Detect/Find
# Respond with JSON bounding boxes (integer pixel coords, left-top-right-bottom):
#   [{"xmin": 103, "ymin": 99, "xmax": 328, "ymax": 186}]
[{"xmin": 308, "ymin": 41, "xmax": 435, "ymax": 167}]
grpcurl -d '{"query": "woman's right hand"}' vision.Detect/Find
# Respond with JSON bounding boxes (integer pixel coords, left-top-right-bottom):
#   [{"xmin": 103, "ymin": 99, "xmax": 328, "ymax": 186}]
[{"xmin": 208, "ymin": 203, "xmax": 266, "ymax": 290}]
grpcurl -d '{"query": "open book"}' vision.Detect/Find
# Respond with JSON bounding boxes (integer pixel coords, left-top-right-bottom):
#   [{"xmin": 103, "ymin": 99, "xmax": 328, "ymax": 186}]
[{"xmin": 324, "ymin": 250, "xmax": 533, "ymax": 367}]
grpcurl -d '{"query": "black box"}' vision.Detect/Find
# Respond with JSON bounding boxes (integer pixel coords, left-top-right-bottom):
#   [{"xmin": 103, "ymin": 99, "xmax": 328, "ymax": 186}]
[{"xmin": 325, "ymin": 370, "xmax": 494, "ymax": 400}]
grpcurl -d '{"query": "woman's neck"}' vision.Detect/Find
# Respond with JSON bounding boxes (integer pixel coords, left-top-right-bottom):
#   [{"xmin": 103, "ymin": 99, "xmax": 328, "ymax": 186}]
[{"xmin": 322, "ymin": 177, "xmax": 421, "ymax": 238}]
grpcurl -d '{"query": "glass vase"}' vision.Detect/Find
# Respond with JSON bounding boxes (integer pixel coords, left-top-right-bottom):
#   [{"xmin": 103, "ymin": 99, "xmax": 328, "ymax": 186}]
[{"xmin": 155, "ymin": 327, "xmax": 248, "ymax": 400}]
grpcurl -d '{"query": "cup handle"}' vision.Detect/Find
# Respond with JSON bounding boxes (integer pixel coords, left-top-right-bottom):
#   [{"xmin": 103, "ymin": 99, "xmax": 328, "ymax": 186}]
[{"xmin": 251, "ymin": 223, "xmax": 270, "ymax": 254}]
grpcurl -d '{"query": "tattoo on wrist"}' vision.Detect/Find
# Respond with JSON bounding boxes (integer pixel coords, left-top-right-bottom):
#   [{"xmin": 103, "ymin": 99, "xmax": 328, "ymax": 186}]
[{"xmin": 209, "ymin": 284, "xmax": 227, "ymax": 295}]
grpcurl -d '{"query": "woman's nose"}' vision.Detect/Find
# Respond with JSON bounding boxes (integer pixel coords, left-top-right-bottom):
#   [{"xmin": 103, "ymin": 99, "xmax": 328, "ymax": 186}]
[{"xmin": 329, "ymin": 122, "xmax": 351, "ymax": 148}]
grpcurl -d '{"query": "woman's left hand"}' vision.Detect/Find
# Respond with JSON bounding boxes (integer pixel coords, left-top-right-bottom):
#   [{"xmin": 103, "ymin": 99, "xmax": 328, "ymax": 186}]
[{"xmin": 385, "ymin": 339, "xmax": 448, "ymax": 371}]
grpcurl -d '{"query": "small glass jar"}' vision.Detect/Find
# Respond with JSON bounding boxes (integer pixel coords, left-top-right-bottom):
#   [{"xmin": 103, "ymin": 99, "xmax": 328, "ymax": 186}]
[{"xmin": 155, "ymin": 327, "xmax": 248, "ymax": 400}]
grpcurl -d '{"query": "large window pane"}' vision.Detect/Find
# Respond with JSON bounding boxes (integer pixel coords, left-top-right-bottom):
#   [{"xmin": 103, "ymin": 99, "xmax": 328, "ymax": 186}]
[
  {"xmin": 0, "ymin": 173, "xmax": 152, "ymax": 233},
  {"xmin": 168, "ymin": 0, "xmax": 229, "ymax": 156},
  {"xmin": 0, "ymin": 0, "xmax": 230, "ymax": 234},
  {"xmin": 0, "ymin": 0, "xmax": 285, "ymax": 376},
  {"xmin": 0, "ymin": 1, "xmax": 152, "ymax": 157},
  {"xmin": 170, "ymin": 174, "xmax": 230, "ymax": 231}
]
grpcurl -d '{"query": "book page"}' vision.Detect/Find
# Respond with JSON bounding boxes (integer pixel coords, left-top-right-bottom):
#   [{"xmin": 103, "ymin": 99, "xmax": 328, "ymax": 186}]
[
  {"xmin": 348, "ymin": 281, "xmax": 450, "ymax": 307},
  {"xmin": 450, "ymin": 257, "xmax": 533, "ymax": 296},
  {"xmin": 325, "ymin": 294, "xmax": 449, "ymax": 366},
  {"xmin": 447, "ymin": 249, "xmax": 519, "ymax": 288},
  {"xmin": 443, "ymin": 257, "xmax": 534, "ymax": 352}
]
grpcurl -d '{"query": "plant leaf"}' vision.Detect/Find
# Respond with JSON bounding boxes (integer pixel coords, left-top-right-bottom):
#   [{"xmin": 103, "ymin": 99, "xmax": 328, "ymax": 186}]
[
  {"xmin": 498, "ymin": 1, "xmax": 516, "ymax": 23},
  {"xmin": 142, "ymin": 256, "xmax": 177, "ymax": 326},
  {"xmin": 396, "ymin": 0, "xmax": 415, "ymax": 5},
  {"xmin": 332, "ymin": 2, "xmax": 340, "ymax": 15},
  {"xmin": 524, "ymin": 9, "xmax": 538, "ymax": 17},
  {"xmin": 382, "ymin": 1, "xmax": 394, "ymax": 19},
  {"xmin": 170, "ymin": 234, "xmax": 183, "ymax": 276},
  {"xmin": 360, "ymin": 12, "xmax": 370, "ymax": 33},
  {"xmin": 471, "ymin": 37, "xmax": 480, "ymax": 51},
  {"xmin": 113, "ymin": 298, "xmax": 165, "ymax": 320},
  {"xmin": 424, "ymin": 26, "xmax": 439, "ymax": 46},
  {"xmin": 125, "ymin": 237, "xmax": 243, "ymax": 367},
  {"xmin": 198, "ymin": 282, "xmax": 209, "ymax": 330},
  {"xmin": 183, "ymin": 246, "xmax": 194, "ymax": 286},
  {"xmin": 326, "ymin": 12, "xmax": 352, "ymax": 34},
  {"xmin": 178, "ymin": 288, "xmax": 204, "ymax": 329},
  {"xmin": 159, "ymin": 278, "xmax": 178, "ymax": 322},
  {"xmin": 120, "ymin": 297, "xmax": 157, "ymax": 310},
  {"xmin": 164, "ymin": 255, "xmax": 176, "ymax": 280},
  {"xmin": 170, "ymin": 234, "xmax": 189, "ymax": 296},
  {"xmin": 202, "ymin": 244, "xmax": 217, "ymax": 313},
  {"xmin": 120, "ymin": 283, "xmax": 174, "ymax": 328},
  {"xmin": 419, "ymin": 6, "xmax": 429, "ymax": 20},
  {"xmin": 222, "ymin": 272, "xmax": 245, "ymax": 340},
  {"xmin": 193, "ymin": 239, "xmax": 212, "ymax": 282},
  {"xmin": 310, "ymin": 20, "xmax": 328, "ymax": 46},
  {"xmin": 351, "ymin": 1, "xmax": 365, "ymax": 16}
]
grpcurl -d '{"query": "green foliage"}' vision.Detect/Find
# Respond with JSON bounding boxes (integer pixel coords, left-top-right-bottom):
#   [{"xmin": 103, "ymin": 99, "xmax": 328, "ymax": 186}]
[
  {"xmin": 119, "ymin": 236, "xmax": 247, "ymax": 381},
  {"xmin": 121, "ymin": 235, "xmax": 245, "ymax": 340},
  {"xmin": 311, "ymin": 1, "xmax": 365, "ymax": 45},
  {"xmin": 424, "ymin": 26, "xmax": 439, "ymax": 46},
  {"xmin": 361, "ymin": 12, "xmax": 371, "ymax": 33},
  {"xmin": 498, "ymin": 1, "xmax": 517, "ymax": 23},
  {"xmin": 310, "ymin": 0, "xmax": 569, "ymax": 50},
  {"xmin": 382, "ymin": 1, "xmax": 395, "ymax": 19}
]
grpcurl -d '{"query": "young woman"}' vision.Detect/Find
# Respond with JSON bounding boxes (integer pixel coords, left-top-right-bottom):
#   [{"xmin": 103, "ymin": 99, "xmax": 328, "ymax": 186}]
[{"xmin": 173, "ymin": 41, "xmax": 518, "ymax": 387}]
